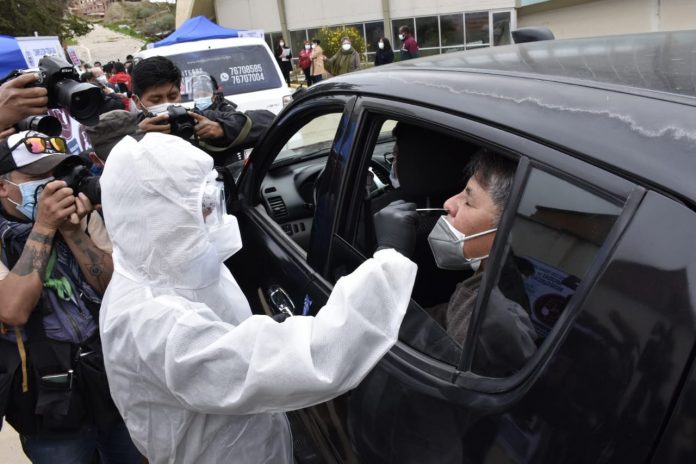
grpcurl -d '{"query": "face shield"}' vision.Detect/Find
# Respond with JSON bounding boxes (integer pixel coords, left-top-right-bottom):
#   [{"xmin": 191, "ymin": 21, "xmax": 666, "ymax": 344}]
[
  {"xmin": 201, "ymin": 169, "xmax": 226, "ymax": 228},
  {"xmin": 192, "ymin": 75, "xmax": 215, "ymax": 111}
]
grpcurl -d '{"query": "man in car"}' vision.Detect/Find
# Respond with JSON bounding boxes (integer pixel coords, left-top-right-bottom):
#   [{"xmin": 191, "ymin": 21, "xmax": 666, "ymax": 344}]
[
  {"xmin": 131, "ymin": 56, "xmax": 274, "ymax": 166},
  {"xmin": 98, "ymin": 132, "xmax": 417, "ymax": 463},
  {"xmin": 375, "ymin": 150, "xmax": 537, "ymax": 376}
]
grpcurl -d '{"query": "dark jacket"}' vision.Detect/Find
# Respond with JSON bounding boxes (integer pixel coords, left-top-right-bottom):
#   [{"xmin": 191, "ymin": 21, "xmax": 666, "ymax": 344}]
[{"xmin": 375, "ymin": 48, "xmax": 394, "ymax": 66}]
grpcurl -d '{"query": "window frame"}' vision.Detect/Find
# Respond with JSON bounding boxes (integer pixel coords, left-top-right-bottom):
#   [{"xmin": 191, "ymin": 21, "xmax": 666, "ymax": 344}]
[{"xmin": 322, "ymin": 94, "xmax": 644, "ymax": 393}]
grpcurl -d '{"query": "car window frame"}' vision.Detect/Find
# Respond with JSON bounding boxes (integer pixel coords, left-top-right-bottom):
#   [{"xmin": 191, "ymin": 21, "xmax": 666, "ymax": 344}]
[{"xmin": 324, "ymin": 95, "xmax": 646, "ymax": 395}]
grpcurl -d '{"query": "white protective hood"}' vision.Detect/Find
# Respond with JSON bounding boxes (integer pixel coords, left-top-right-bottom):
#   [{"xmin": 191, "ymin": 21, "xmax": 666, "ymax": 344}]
[{"xmin": 99, "ymin": 133, "xmax": 417, "ymax": 464}]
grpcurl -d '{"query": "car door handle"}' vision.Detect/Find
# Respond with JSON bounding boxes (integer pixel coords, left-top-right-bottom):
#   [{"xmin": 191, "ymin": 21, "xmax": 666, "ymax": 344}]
[{"xmin": 267, "ymin": 285, "xmax": 295, "ymax": 317}]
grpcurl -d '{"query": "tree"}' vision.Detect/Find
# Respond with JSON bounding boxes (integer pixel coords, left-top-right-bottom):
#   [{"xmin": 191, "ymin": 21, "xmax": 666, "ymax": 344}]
[
  {"xmin": 0, "ymin": 0, "xmax": 93, "ymax": 42},
  {"xmin": 316, "ymin": 26, "xmax": 366, "ymax": 62}
]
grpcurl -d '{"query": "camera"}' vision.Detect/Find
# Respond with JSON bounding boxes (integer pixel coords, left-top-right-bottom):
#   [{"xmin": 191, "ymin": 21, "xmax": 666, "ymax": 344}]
[
  {"xmin": 150, "ymin": 105, "xmax": 196, "ymax": 140},
  {"xmin": 1, "ymin": 56, "xmax": 102, "ymax": 126},
  {"xmin": 53, "ymin": 156, "xmax": 101, "ymax": 205},
  {"xmin": 16, "ymin": 115, "xmax": 63, "ymax": 136}
]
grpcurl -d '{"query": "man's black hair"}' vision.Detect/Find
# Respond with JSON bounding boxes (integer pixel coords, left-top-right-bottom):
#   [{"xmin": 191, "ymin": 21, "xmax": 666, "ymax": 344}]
[
  {"xmin": 131, "ymin": 56, "xmax": 182, "ymax": 97},
  {"xmin": 113, "ymin": 62, "xmax": 126, "ymax": 73},
  {"xmin": 103, "ymin": 62, "xmax": 114, "ymax": 73},
  {"xmin": 126, "ymin": 54, "xmax": 133, "ymax": 60},
  {"xmin": 312, "ymin": 38, "xmax": 321, "ymax": 45}
]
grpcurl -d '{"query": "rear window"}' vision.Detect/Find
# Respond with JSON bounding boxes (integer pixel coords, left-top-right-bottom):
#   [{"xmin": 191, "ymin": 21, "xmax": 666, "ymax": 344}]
[{"xmin": 166, "ymin": 45, "xmax": 283, "ymax": 102}]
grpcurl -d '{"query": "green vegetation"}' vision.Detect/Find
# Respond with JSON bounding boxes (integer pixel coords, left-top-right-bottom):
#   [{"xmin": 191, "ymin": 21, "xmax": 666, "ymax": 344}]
[
  {"xmin": 0, "ymin": 0, "xmax": 93, "ymax": 42},
  {"xmin": 103, "ymin": 1, "xmax": 175, "ymax": 43},
  {"xmin": 316, "ymin": 26, "xmax": 366, "ymax": 60}
]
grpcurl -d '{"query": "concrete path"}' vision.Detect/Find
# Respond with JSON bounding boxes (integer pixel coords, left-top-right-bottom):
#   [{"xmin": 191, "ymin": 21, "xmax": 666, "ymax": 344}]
[
  {"xmin": 74, "ymin": 23, "xmax": 146, "ymax": 65},
  {"xmin": 0, "ymin": 423, "xmax": 30, "ymax": 463}
]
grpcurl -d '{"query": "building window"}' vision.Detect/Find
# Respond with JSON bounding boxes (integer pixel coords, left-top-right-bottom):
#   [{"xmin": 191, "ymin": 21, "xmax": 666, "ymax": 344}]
[
  {"xmin": 440, "ymin": 13, "xmax": 464, "ymax": 47},
  {"xmin": 465, "ymin": 11, "xmax": 490, "ymax": 48},
  {"xmin": 493, "ymin": 11, "xmax": 512, "ymax": 46},
  {"xmin": 365, "ymin": 21, "xmax": 385, "ymax": 53},
  {"xmin": 289, "ymin": 29, "xmax": 308, "ymax": 57},
  {"xmin": 392, "ymin": 18, "xmax": 415, "ymax": 49},
  {"xmin": 416, "ymin": 16, "xmax": 439, "ymax": 48}
]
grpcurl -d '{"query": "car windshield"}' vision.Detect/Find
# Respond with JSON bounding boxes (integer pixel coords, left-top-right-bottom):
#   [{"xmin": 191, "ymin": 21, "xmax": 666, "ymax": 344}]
[
  {"xmin": 166, "ymin": 45, "xmax": 283, "ymax": 102},
  {"xmin": 275, "ymin": 113, "xmax": 343, "ymax": 164}
]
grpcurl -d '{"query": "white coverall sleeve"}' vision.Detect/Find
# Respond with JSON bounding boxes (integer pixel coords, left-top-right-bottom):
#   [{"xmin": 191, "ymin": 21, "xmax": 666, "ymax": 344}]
[{"xmin": 129, "ymin": 249, "xmax": 416, "ymax": 415}]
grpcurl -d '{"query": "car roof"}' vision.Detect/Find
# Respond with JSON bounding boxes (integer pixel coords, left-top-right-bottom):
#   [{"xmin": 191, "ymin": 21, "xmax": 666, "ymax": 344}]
[
  {"xmin": 135, "ymin": 37, "xmax": 269, "ymax": 59},
  {"xmin": 311, "ymin": 31, "xmax": 696, "ymax": 205}
]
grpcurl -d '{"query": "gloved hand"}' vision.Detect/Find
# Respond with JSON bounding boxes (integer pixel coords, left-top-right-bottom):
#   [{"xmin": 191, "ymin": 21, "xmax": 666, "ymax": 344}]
[{"xmin": 374, "ymin": 200, "xmax": 419, "ymax": 258}]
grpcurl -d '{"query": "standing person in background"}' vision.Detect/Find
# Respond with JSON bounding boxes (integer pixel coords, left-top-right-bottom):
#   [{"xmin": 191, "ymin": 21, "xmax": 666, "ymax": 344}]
[
  {"xmin": 398, "ymin": 25, "xmax": 419, "ymax": 60},
  {"xmin": 108, "ymin": 62, "xmax": 132, "ymax": 95},
  {"xmin": 124, "ymin": 55, "xmax": 134, "ymax": 74},
  {"xmin": 375, "ymin": 37, "xmax": 394, "ymax": 66},
  {"xmin": 310, "ymin": 39, "xmax": 325, "ymax": 84},
  {"xmin": 326, "ymin": 37, "xmax": 360, "ymax": 77},
  {"xmin": 276, "ymin": 39, "xmax": 293, "ymax": 86},
  {"xmin": 299, "ymin": 40, "xmax": 313, "ymax": 87}
]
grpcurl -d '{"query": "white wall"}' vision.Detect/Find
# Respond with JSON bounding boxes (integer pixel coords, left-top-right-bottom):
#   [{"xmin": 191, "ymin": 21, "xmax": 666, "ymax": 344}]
[
  {"xmin": 518, "ymin": 0, "xmax": 696, "ymax": 39},
  {"xmin": 214, "ymin": 0, "xmax": 516, "ymax": 32},
  {"xmin": 215, "ymin": 0, "xmax": 281, "ymax": 31}
]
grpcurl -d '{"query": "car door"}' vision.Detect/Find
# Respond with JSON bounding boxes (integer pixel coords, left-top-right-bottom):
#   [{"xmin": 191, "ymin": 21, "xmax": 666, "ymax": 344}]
[{"xmin": 298, "ymin": 96, "xmax": 696, "ymax": 463}]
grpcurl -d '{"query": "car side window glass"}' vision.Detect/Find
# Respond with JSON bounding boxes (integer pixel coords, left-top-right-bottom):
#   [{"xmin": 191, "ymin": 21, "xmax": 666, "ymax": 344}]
[
  {"xmin": 470, "ymin": 168, "xmax": 624, "ymax": 378},
  {"xmin": 261, "ymin": 112, "xmax": 344, "ymax": 251}
]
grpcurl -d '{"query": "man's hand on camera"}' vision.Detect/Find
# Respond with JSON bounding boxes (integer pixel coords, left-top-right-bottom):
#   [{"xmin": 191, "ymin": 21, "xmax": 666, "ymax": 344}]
[
  {"xmin": 188, "ymin": 112, "xmax": 224, "ymax": 139},
  {"xmin": 0, "ymin": 73, "xmax": 49, "ymax": 129},
  {"xmin": 138, "ymin": 113, "xmax": 170, "ymax": 133},
  {"xmin": 34, "ymin": 181, "xmax": 76, "ymax": 232},
  {"xmin": 59, "ymin": 193, "xmax": 94, "ymax": 235}
]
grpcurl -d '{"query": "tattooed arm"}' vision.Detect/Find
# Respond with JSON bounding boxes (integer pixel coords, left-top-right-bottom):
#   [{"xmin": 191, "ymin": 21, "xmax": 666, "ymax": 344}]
[
  {"xmin": 59, "ymin": 193, "xmax": 113, "ymax": 294},
  {"xmin": 0, "ymin": 180, "xmax": 76, "ymax": 326}
]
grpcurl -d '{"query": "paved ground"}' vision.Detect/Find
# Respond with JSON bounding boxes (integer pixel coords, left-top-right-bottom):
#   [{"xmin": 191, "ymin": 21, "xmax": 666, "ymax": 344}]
[
  {"xmin": 0, "ymin": 423, "xmax": 30, "ymax": 463},
  {"xmin": 73, "ymin": 23, "xmax": 146, "ymax": 65}
]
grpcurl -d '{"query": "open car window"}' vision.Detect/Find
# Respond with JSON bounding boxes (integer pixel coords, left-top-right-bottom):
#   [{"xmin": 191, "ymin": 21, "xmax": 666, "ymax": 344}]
[{"xmin": 469, "ymin": 167, "xmax": 626, "ymax": 378}]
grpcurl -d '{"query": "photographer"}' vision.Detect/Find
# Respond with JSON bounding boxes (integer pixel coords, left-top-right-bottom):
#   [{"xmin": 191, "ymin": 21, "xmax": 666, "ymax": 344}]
[
  {"xmin": 0, "ymin": 131, "xmax": 141, "ymax": 463},
  {"xmin": 132, "ymin": 56, "xmax": 274, "ymax": 166}
]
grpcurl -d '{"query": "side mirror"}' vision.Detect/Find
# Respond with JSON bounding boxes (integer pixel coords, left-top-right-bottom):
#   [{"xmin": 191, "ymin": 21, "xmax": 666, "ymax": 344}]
[{"xmin": 512, "ymin": 27, "xmax": 555, "ymax": 44}]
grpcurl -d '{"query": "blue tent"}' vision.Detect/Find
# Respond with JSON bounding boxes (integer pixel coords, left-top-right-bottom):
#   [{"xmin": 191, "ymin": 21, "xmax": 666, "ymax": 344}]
[
  {"xmin": 0, "ymin": 35, "xmax": 28, "ymax": 78},
  {"xmin": 154, "ymin": 16, "xmax": 243, "ymax": 48}
]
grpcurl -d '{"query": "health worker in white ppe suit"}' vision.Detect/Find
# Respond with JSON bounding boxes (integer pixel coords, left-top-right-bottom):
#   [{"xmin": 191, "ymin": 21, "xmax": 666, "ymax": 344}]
[{"xmin": 98, "ymin": 132, "xmax": 417, "ymax": 464}]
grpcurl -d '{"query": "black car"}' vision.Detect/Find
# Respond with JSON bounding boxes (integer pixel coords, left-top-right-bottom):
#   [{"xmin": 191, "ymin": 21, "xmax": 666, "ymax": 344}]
[{"xmin": 224, "ymin": 30, "xmax": 696, "ymax": 463}]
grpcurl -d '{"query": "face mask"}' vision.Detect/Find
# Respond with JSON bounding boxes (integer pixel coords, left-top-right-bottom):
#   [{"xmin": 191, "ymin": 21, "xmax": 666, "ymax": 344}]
[
  {"xmin": 305, "ymin": 45, "xmax": 311, "ymax": 50},
  {"xmin": 146, "ymin": 102, "xmax": 171, "ymax": 116},
  {"xmin": 7, "ymin": 177, "xmax": 54, "ymax": 221},
  {"xmin": 96, "ymin": 75, "xmax": 108, "ymax": 86},
  {"xmin": 279, "ymin": 42, "xmax": 285, "ymax": 47},
  {"xmin": 194, "ymin": 97, "xmax": 212, "ymax": 111},
  {"xmin": 378, "ymin": 42, "xmax": 385, "ymax": 49},
  {"xmin": 399, "ymin": 34, "xmax": 405, "ymax": 41},
  {"xmin": 427, "ymin": 216, "xmax": 497, "ymax": 271},
  {"xmin": 311, "ymin": 44, "xmax": 316, "ymax": 49},
  {"xmin": 342, "ymin": 43, "xmax": 351, "ymax": 51},
  {"xmin": 389, "ymin": 164, "xmax": 400, "ymax": 189}
]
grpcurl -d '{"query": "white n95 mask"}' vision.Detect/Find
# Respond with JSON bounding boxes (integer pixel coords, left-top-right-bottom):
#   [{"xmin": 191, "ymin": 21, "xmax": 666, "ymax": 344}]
[{"xmin": 427, "ymin": 216, "xmax": 496, "ymax": 271}]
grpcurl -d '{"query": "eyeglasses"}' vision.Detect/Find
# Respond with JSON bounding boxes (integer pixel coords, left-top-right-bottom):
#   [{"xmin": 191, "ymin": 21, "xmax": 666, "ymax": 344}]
[{"xmin": 10, "ymin": 136, "xmax": 68, "ymax": 155}]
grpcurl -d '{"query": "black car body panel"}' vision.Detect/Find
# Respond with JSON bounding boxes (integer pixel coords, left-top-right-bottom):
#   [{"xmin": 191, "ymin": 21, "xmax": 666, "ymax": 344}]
[{"xmin": 226, "ymin": 31, "xmax": 696, "ymax": 464}]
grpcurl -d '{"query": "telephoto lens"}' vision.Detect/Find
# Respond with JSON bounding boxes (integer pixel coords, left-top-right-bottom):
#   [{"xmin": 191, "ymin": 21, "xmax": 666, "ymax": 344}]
[{"xmin": 16, "ymin": 115, "xmax": 63, "ymax": 136}]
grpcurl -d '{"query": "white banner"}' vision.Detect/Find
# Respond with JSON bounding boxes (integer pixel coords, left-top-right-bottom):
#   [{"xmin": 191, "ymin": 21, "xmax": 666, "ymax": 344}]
[
  {"xmin": 15, "ymin": 36, "xmax": 66, "ymax": 69},
  {"xmin": 237, "ymin": 29, "xmax": 264, "ymax": 39}
]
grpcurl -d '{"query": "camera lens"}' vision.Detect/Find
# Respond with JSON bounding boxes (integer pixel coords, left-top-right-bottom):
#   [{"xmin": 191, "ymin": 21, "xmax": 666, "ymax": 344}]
[
  {"xmin": 54, "ymin": 80, "xmax": 102, "ymax": 126},
  {"xmin": 17, "ymin": 115, "xmax": 62, "ymax": 136}
]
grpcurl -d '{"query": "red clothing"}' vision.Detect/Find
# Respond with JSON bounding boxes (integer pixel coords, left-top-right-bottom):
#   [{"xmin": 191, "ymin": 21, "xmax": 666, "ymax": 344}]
[
  {"xmin": 299, "ymin": 49, "xmax": 312, "ymax": 70},
  {"xmin": 108, "ymin": 72, "xmax": 132, "ymax": 92},
  {"xmin": 401, "ymin": 35, "xmax": 419, "ymax": 59}
]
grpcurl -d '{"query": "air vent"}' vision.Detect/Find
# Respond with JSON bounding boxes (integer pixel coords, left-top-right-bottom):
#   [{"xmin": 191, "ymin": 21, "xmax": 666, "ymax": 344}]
[
  {"xmin": 267, "ymin": 196, "xmax": 288, "ymax": 218},
  {"xmin": 372, "ymin": 166, "xmax": 390, "ymax": 186}
]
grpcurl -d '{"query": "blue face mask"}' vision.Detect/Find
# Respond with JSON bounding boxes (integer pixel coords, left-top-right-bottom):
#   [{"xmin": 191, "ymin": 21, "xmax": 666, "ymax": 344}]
[
  {"xmin": 7, "ymin": 177, "xmax": 53, "ymax": 221},
  {"xmin": 195, "ymin": 97, "xmax": 213, "ymax": 111}
]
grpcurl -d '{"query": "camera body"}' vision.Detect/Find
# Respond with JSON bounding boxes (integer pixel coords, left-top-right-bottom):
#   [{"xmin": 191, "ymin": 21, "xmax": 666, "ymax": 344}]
[
  {"xmin": 53, "ymin": 157, "xmax": 101, "ymax": 205},
  {"xmin": 150, "ymin": 105, "xmax": 196, "ymax": 140},
  {"xmin": 2, "ymin": 56, "xmax": 102, "ymax": 126}
]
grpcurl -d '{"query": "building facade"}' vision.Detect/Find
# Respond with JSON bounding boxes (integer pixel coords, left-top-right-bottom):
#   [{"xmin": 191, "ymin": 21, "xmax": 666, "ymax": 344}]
[{"xmin": 69, "ymin": 0, "xmax": 111, "ymax": 18}]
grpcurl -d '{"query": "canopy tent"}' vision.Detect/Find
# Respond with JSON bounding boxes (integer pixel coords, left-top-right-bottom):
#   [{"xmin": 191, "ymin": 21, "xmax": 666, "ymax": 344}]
[
  {"xmin": 0, "ymin": 35, "xmax": 28, "ymax": 78},
  {"xmin": 154, "ymin": 16, "xmax": 244, "ymax": 48}
]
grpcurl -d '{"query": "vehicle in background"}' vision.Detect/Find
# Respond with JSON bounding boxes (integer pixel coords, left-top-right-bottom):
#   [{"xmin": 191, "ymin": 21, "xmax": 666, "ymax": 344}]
[{"xmin": 134, "ymin": 37, "xmax": 292, "ymax": 114}]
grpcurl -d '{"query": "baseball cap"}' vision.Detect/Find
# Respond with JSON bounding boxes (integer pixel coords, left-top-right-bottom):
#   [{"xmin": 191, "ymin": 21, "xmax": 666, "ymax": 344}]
[
  {"xmin": 0, "ymin": 131, "xmax": 71, "ymax": 176},
  {"xmin": 84, "ymin": 110, "xmax": 144, "ymax": 161}
]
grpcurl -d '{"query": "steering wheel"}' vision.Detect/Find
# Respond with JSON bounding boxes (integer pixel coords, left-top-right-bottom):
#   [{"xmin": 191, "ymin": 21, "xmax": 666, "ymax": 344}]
[{"xmin": 368, "ymin": 159, "xmax": 393, "ymax": 199}]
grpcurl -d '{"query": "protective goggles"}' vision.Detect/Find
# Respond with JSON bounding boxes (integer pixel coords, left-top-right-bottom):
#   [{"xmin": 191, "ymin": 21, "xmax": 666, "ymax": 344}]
[
  {"xmin": 9, "ymin": 136, "xmax": 68, "ymax": 155},
  {"xmin": 201, "ymin": 170, "xmax": 226, "ymax": 226}
]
